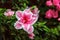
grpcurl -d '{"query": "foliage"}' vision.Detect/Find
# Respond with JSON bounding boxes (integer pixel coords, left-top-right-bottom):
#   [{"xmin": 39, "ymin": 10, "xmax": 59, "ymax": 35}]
[{"xmin": 0, "ymin": 0, "xmax": 60, "ymax": 40}]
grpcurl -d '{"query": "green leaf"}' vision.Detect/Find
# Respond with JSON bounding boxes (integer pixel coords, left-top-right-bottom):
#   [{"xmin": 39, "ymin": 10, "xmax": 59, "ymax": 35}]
[
  {"xmin": 51, "ymin": 28, "xmax": 59, "ymax": 35},
  {"xmin": 18, "ymin": 0, "xmax": 21, "ymax": 2},
  {"xmin": 34, "ymin": 29, "xmax": 39, "ymax": 34},
  {"xmin": 57, "ymin": 25, "xmax": 60, "ymax": 31},
  {"xmin": 35, "ymin": 36, "xmax": 40, "ymax": 40},
  {"xmin": 23, "ymin": 3, "xmax": 27, "ymax": 8},
  {"xmin": 31, "ymin": 6, "xmax": 36, "ymax": 9},
  {"xmin": 38, "ymin": 21, "xmax": 46, "ymax": 27},
  {"xmin": 43, "ymin": 26, "xmax": 50, "ymax": 32}
]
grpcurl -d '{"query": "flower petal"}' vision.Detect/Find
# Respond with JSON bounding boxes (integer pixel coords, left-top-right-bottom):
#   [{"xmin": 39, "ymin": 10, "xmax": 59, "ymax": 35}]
[
  {"xmin": 46, "ymin": 0, "xmax": 53, "ymax": 6},
  {"xmin": 28, "ymin": 33, "xmax": 35, "ymax": 39},
  {"xmin": 14, "ymin": 21, "xmax": 23, "ymax": 29},
  {"xmin": 31, "ymin": 15, "xmax": 38, "ymax": 25},
  {"xmin": 27, "ymin": 14, "xmax": 38, "ymax": 25},
  {"xmin": 31, "ymin": 7, "xmax": 39, "ymax": 14},
  {"xmin": 27, "ymin": 26, "xmax": 34, "ymax": 34},
  {"xmin": 45, "ymin": 9, "xmax": 53, "ymax": 19},
  {"xmin": 52, "ymin": 10, "xmax": 58, "ymax": 18},
  {"xmin": 22, "ymin": 24, "xmax": 30, "ymax": 31},
  {"xmin": 16, "ymin": 11, "xmax": 23, "ymax": 20},
  {"xmin": 53, "ymin": 0, "xmax": 59, "ymax": 6}
]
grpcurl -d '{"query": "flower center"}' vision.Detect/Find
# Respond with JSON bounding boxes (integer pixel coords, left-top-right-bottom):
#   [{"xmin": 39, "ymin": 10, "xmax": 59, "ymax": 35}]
[{"xmin": 23, "ymin": 15, "xmax": 29, "ymax": 23}]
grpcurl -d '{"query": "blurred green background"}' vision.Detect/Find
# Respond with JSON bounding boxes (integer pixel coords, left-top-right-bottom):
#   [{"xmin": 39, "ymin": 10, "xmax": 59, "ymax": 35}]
[{"xmin": 0, "ymin": 0, "xmax": 60, "ymax": 40}]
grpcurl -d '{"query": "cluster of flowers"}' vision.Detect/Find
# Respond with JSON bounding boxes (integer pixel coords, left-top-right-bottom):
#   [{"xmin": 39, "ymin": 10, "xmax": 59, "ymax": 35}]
[
  {"xmin": 4, "ymin": 7, "xmax": 39, "ymax": 39},
  {"xmin": 45, "ymin": 0, "xmax": 60, "ymax": 21}
]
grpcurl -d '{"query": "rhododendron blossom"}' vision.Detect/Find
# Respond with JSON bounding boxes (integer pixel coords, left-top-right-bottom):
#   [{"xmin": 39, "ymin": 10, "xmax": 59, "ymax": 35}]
[
  {"xmin": 14, "ymin": 7, "xmax": 39, "ymax": 39},
  {"xmin": 4, "ymin": 9, "xmax": 14, "ymax": 16},
  {"xmin": 46, "ymin": 0, "xmax": 53, "ymax": 6},
  {"xmin": 52, "ymin": 10, "xmax": 58, "ymax": 18},
  {"xmin": 46, "ymin": 0, "xmax": 60, "ymax": 11},
  {"xmin": 53, "ymin": 0, "xmax": 60, "ymax": 6},
  {"xmin": 53, "ymin": 0, "xmax": 60, "ymax": 11},
  {"xmin": 45, "ymin": 9, "xmax": 58, "ymax": 19}
]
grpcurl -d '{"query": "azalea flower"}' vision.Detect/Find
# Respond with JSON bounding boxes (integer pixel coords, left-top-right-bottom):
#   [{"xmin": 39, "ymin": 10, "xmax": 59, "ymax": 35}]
[
  {"xmin": 14, "ymin": 7, "xmax": 39, "ymax": 39},
  {"xmin": 53, "ymin": 0, "xmax": 60, "ymax": 6},
  {"xmin": 46, "ymin": 0, "xmax": 53, "ymax": 6},
  {"xmin": 53, "ymin": 0, "xmax": 60, "ymax": 11},
  {"xmin": 4, "ymin": 9, "xmax": 14, "ymax": 17},
  {"xmin": 46, "ymin": 0, "xmax": 60, "ymax": 11},
  {"xmin": 45, "ymin": 9, "xmax": 53, "ymax": 19},
  {"xmin": 15, "ymin": 8, "xmax": 39, "ymax": 33},
  {"xmin": 52, "ymin": 10, "xmax": 58, "ymax": 18},
  {"xmin": 45, "ymin": 9, "xmax": 58, "ymax": 19}
]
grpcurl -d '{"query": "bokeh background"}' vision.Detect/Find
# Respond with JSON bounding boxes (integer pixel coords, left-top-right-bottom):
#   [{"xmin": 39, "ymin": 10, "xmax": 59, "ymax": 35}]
[{"xmin": 0, "ymin": 0, "xmax": 60, "ymax": 40}]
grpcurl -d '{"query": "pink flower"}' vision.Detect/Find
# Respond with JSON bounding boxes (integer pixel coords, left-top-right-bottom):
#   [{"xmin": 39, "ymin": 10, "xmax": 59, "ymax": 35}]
[
  {"xmin": 56, "ymin": 5, "xmax": 60, "ymax": 11},
  {"xmin": 46, "ymin": 0, "xmax": 60, "ymax": 11},
  {"xmin": 45, "ymin": 9, "xmax": 53, "ymax": 19},
  {"xmin": 28, "ymin": 33, "xmax": 35, "ymax": 39},
  {"xmin": 45, "ymin": 9, "xmax": 58, "ymax": 19},
  {"xmin": 14, "ymin": 7, "xmax": 39, "ymax": 39},
  {"xmin": 14, "ymin": 7, "xmax": 39, "ymax": 34},
  {"xmin": 46, "ymin": 0, "xmax": 53, "ymax": 6},
  {"xmin": 4, "ymin": 9, "xmax": 14, "ymax": 17},
  {"xmin": 53, "ymin": 0, "xmax": 60, "ymax": 11},
  {"xmin": 52, "ymin": 10, "xmax": 58, "ymax": 18},
  {"xmin": 58, "ymin": 18, "xmax": 60, "ymax": 21},
  {"xmin": 53, "ymin": 0, "xmax": 60, "ymax": 6}
]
